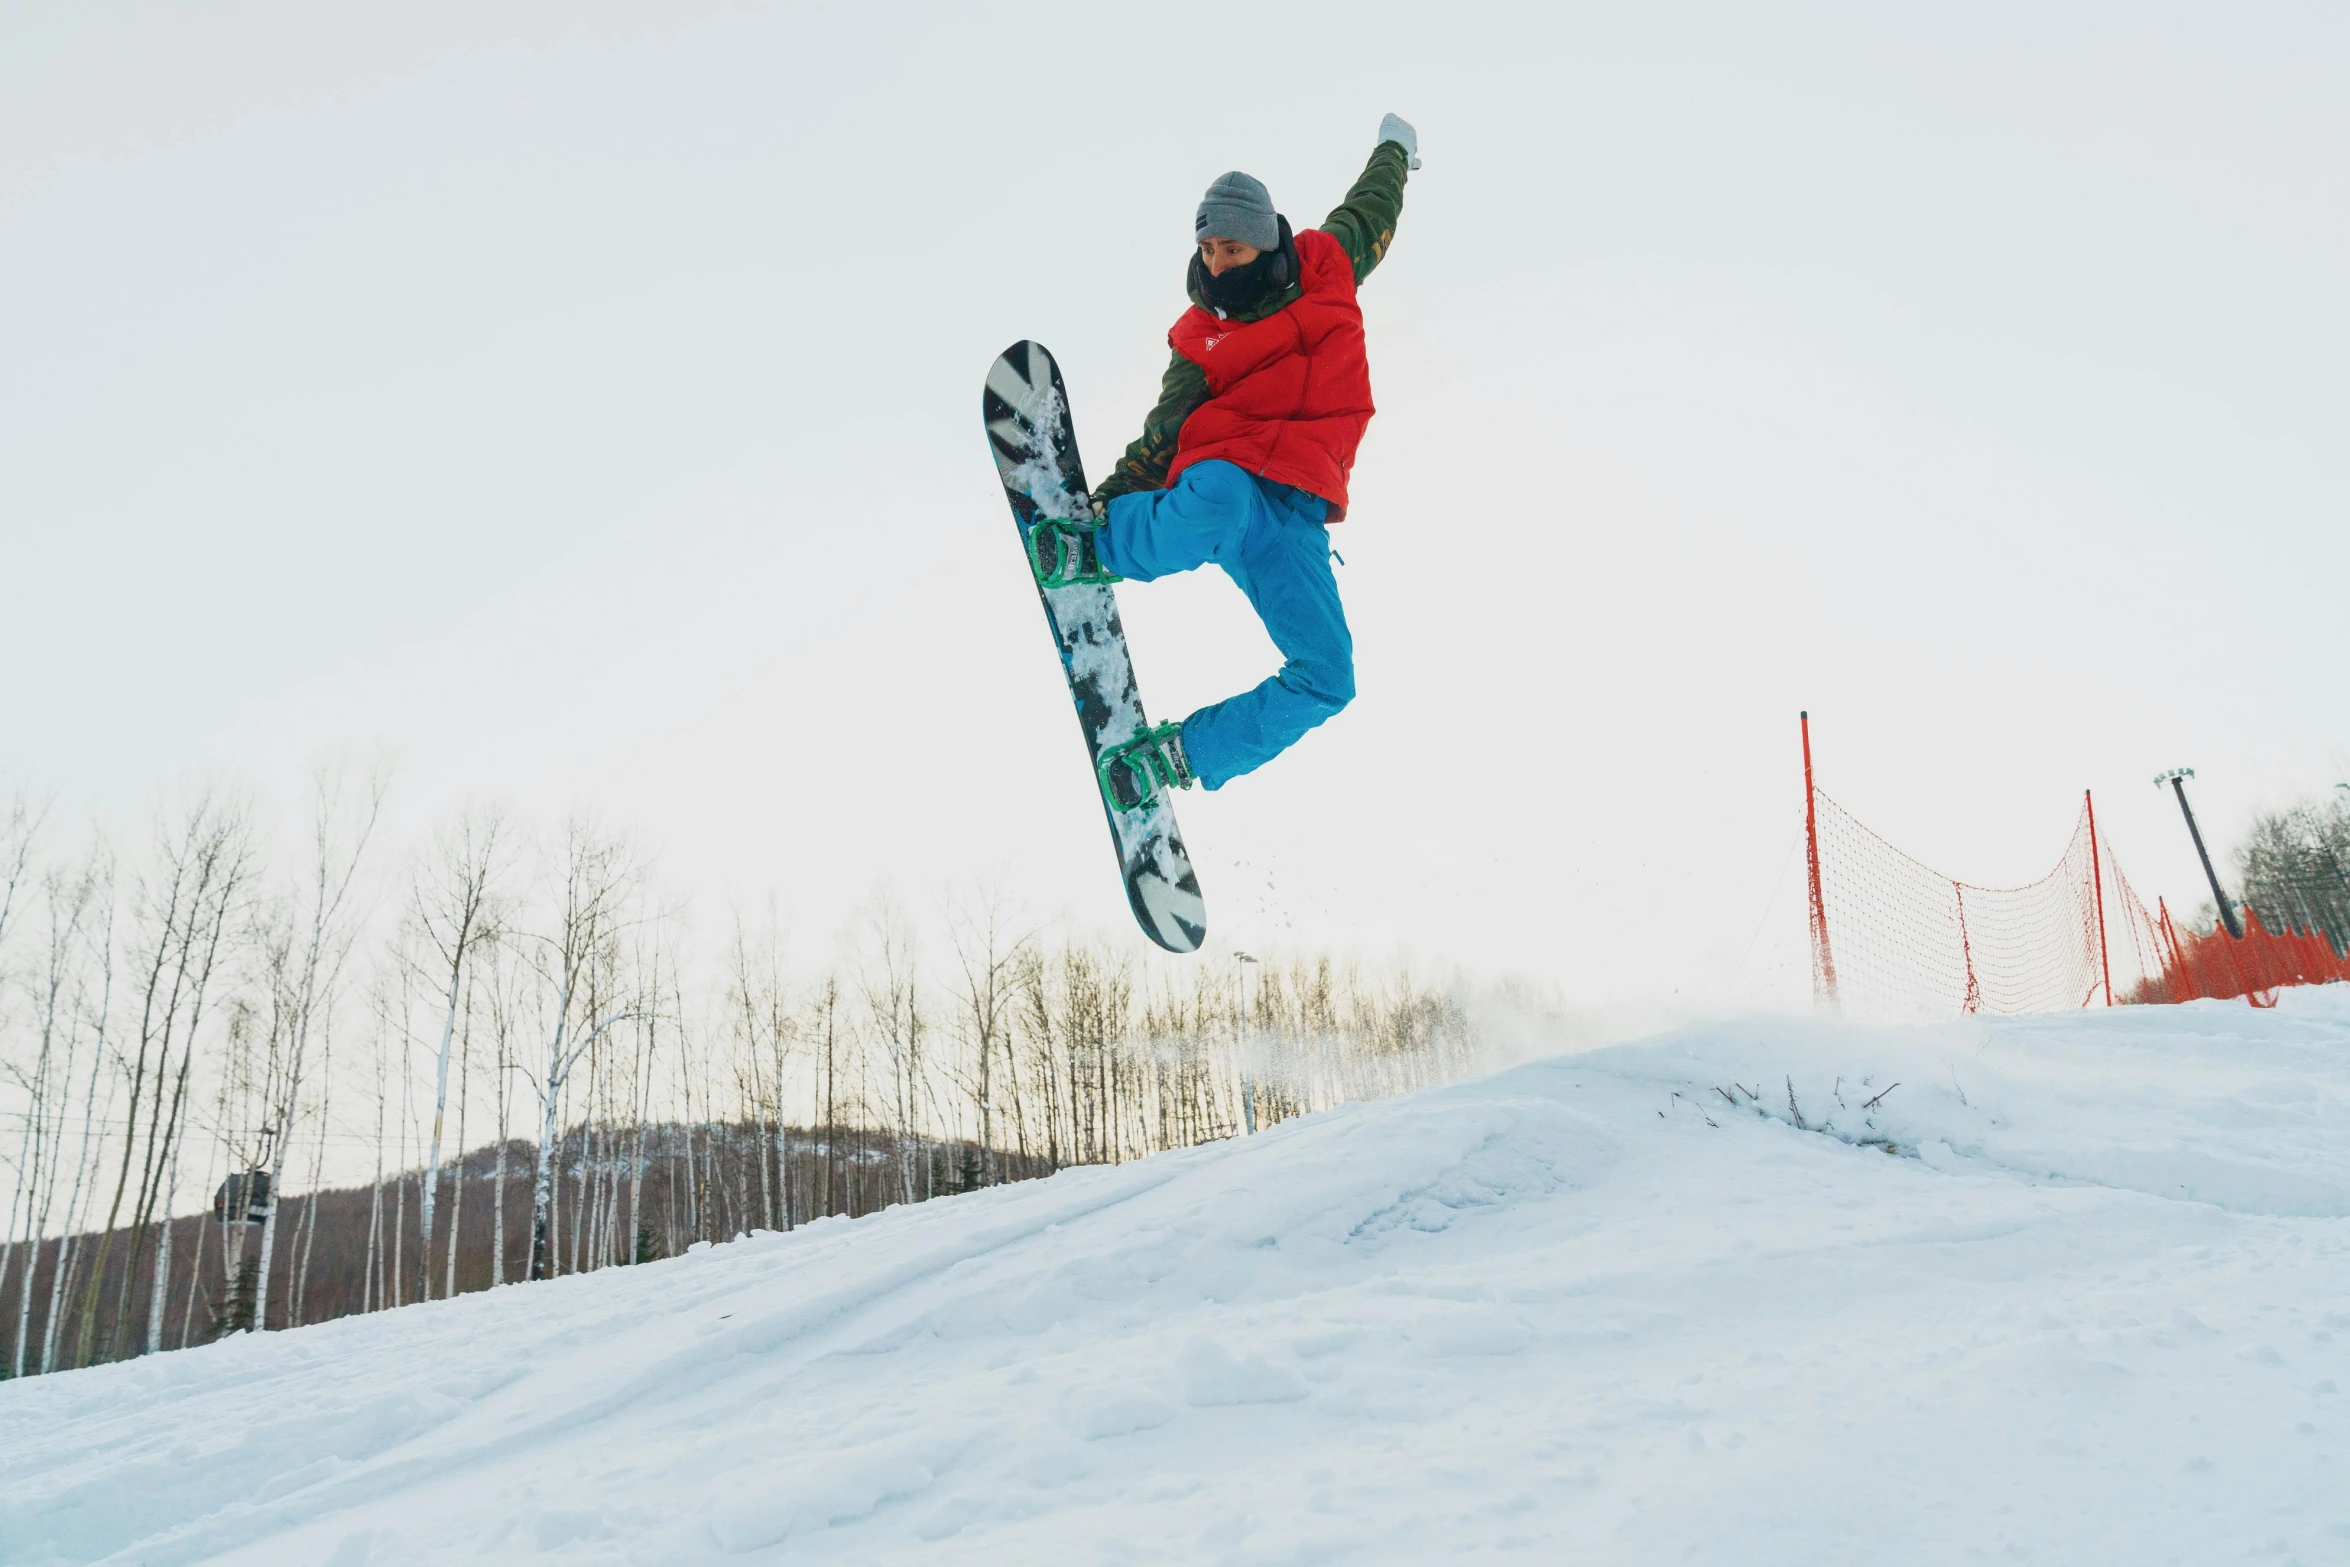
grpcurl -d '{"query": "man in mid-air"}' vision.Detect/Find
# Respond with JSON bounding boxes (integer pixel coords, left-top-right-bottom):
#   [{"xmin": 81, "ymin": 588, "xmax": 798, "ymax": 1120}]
[{"xmin": 1030, "ymin": 114, "xmax": 1420, "ymax": 809}]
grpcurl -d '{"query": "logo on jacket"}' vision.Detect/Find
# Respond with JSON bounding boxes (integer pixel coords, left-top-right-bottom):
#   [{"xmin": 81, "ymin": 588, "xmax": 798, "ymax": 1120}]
[{"xmin": 1203, "ymin": 333, "xmax": 1229, "ymax": 351}]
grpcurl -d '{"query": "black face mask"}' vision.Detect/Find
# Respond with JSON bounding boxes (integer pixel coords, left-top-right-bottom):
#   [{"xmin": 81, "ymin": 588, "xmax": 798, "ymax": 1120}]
[{"xmin": 1192, "ymin": 216, "xmax": 1295, "ymax": 314}]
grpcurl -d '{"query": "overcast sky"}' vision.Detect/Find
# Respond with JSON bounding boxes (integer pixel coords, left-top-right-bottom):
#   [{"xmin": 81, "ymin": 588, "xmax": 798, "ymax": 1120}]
[{"xmin": 4, "ymin": 2, "xmax": 2344, "ymax": 1005}]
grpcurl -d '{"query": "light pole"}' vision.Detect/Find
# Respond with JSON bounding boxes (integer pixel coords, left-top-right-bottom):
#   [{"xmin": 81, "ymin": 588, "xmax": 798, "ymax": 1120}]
[
  {"xmin": 1235, "ymin": 951, "xmax": 1259, "ymax": 1136},
  {"xmin": 2155, "ymin": 768, "xmax": 2241, "ymax": 939}
]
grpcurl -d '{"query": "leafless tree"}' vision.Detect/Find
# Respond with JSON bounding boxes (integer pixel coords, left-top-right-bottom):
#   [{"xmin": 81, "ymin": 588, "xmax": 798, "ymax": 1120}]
[
  {"xmin": 515, "ymin": 820, "xmax": 642, "ymax": 1282},
  {"xmin": 725, "ymin": 903, "xmax": 798, "ymax": 1232},
  {"xmin": 40, "ymin": 875, "xmax": 119, "ymax": 1373},
  {"xmin": 409, "ymin": 805, "xmax": 509, "ymax": 1301},
  {"xmin": 2238, "ymin": 791, "xmax": 2350, "ymax": 949},
  {"xmin": 4, "ymin": 845, "xmax": 101, "ymax": 1375},
  {"xmin": 851, "ymin": 893, "xmax": 926, "ymax": 1207},
  {"xmin": 484, "ymin": 939, "xmax": 529, "ymax": 1287},
  {"xmin": 945, "ymin": 877, "xmax": 1030, "ymax": 1190},
  {"xmin": 71, "ymin": 791, "xmax": 252, "ymax": 1363},
  {"xmin": 250, "ymin": 758, "xmax": 389, "ymax": 1333}
]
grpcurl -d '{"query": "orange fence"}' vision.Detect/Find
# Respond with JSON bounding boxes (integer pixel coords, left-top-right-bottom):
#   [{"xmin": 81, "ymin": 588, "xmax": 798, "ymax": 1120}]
[
  {"xmin": 1801, "ymin": 714, "xmax": 2350, "ymax": 1019},
  {"xmin": 2128, "ymin": 901, "xmax": 2350, "ymax": 1007}
]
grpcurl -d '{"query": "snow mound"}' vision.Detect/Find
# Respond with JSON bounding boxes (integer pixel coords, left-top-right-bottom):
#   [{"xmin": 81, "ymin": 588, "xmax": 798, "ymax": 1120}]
[{"xmin": 6, "ymin": 991, "xmax": 2350, "ymax": 1564}]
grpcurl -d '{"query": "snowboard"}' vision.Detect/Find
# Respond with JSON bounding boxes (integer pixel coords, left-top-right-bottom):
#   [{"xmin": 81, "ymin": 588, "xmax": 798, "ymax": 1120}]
[{"xmin": 982, "ymin": 340, "xmax": 1207, "ymax": 954}]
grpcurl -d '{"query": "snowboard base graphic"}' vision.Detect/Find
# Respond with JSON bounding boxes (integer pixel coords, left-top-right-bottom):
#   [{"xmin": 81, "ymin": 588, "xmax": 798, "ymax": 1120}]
[{"xmin": 981, "ymin": 340, "xmax": 1206, "ymax": 954}]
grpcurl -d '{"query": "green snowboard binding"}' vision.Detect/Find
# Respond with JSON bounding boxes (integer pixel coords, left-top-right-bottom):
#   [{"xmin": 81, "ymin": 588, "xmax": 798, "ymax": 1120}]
[
  {"xmin": 1027, "ymin": 518, "xmax": 1121, "ymax": 589},
  {"xmin": 1098, "ymin": 722, "xmax": 1194, "ymax": 813}
]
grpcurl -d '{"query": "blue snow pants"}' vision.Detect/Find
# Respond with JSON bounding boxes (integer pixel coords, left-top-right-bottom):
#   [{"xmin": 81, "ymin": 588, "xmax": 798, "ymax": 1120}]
[{"xmin": 1098, "ymin": 459, "xmax": 1354, "ymax": 791}]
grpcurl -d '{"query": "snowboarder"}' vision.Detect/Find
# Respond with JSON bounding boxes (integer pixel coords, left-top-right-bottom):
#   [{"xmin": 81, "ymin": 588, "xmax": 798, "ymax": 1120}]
[{"xmin": 1031, "ymin": 114, "xmax": 1419, "ymax": 807}]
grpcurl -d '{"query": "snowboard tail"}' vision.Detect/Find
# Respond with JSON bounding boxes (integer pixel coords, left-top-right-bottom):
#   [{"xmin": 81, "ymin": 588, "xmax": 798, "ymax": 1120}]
[{"xmin": 982, "ymin": 340, "xmax": 1206, "ymax": 954}]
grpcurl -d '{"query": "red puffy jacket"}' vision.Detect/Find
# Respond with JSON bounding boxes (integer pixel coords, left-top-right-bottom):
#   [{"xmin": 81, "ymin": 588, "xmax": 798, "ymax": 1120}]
[{"xmin": 1165, "ymin": 227, "xmax": 1374, "ymax": 517}]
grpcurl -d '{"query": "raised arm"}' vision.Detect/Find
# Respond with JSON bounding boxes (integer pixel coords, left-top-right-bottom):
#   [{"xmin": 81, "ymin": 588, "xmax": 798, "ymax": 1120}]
[{"xmin": 1320, "ymin": 118, "xmax": 1417, "ymax": 285}]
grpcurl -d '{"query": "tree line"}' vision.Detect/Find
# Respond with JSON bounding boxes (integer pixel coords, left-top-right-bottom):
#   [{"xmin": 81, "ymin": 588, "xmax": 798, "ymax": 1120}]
[
  {"xmin": 0, "ymin": 770, "xmax": 1491, "ymax": 1378},
  {"xmin": 2235, "ymin": 786, "xmax": 2350, "ymax": 952}
]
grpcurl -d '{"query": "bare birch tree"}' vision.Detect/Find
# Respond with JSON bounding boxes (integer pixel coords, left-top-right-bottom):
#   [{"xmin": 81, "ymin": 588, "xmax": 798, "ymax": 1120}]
[
  {"xmin": 516, "ymin": 820, "xmax": 642, "ymax": 1282},
  {"xmin": 5, "ymin": 847, "xmax": 99, "ymax": 1375},
  {"xmin": 249, "ymin": 758, "xmax": 388, "ymax": 1333},
  {"xmin": 72, "ymin": 792, "xmax": 251, "ymax": 1363},
  {"xmin": 851, "ymin": 895, "xmax": 925, "ymax": 1207},
  {"xmin": 945, "ymin": 878, "xmax": 1029, "ymax": 1190},
  {"xmin": 410, "ymin": 806, "xmax": 508, "ymax": 1301}
]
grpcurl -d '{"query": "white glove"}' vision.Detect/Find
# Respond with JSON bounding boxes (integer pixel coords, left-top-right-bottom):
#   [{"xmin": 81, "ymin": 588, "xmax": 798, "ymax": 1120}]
[{"xmin": 1379, "ymin": 113, "xmax": 1421, "ymax": 170}]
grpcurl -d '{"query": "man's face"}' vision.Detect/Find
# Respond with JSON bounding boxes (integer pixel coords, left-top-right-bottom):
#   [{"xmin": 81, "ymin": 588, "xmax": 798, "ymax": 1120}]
[{"xmin": 1198, "ymin": 236, "xmax": 1262, "ymax": 277}]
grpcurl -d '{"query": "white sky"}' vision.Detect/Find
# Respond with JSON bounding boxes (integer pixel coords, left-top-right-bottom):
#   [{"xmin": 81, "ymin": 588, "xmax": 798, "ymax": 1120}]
[{"xmin": 4, "ymin": 2, "xmax": 2344, "ymax": 1007}]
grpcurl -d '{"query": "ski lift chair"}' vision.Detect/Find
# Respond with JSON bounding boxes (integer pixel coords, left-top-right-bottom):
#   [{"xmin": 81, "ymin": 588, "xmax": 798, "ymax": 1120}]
[{"xmin": 212, "ymin": 1170, "xmax": 273, "ymax": 1226}]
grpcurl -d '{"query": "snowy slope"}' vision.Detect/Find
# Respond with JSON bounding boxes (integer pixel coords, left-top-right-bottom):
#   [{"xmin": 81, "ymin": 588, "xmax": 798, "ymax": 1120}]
[{"xmin": 7, "ymin": 993, "xmax": 2349, "ymax": 1566}]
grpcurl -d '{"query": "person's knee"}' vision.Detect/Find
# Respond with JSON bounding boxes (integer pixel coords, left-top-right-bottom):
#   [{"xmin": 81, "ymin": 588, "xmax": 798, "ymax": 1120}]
[
  {"xmin": 1321, "ymin": 660, "xmax": 1357, "ymax": 712},
  {"xmin": 1183, "ymin": 458, "xmax": 1250, "ymax": 495},
  {"xmin": 1282, "ymin": 651, "xmax": 1355, "ymax": 715},
  {"xmin": 1178, "ymin": 459, "xmax": 1255, "ymax": 518}
]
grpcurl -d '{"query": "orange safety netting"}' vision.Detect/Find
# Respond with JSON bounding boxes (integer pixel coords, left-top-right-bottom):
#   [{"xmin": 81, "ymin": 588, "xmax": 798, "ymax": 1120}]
[
  {"xmin": 2122, "ymin": 900, "xmax": 2350, "ymax": 1006},
  {"xmin": 1807, "ymin": 787, "xmax": 2141, "ymax": 1021},
  {"xmin": 1804, "ymin": 717, "xmax": 2350, "ymax": 1018}
]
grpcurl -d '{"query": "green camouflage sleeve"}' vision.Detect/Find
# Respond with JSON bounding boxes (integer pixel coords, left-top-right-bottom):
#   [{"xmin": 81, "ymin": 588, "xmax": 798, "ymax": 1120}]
[
  {"xmin": 1091, "ymin": 349, "xmax": 1212, "ymax": 507},
  {"xmin": 1319, "ymin": 140, "xmax": 1411, "ymax": 285}
]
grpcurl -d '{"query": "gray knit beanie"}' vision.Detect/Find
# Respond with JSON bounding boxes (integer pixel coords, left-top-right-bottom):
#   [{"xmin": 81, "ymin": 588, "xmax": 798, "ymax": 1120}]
[{"xmin": 1194, "ymin": 171, "xmax": 1280, "ymax": 251}]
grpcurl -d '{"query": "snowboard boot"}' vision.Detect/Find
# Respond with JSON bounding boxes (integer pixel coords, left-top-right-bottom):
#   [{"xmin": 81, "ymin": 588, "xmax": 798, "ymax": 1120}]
[
  {"xmin": 1098, "ymin": 722, "xmax": 1194, "ymax": 812},
  {"xmin": 1027, "ymin": 518, "xmax": 1121, "ymax": 589}
]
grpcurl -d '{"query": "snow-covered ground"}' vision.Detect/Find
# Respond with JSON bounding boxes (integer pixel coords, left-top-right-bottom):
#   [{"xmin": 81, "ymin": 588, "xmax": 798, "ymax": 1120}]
[{"xmin": 8, "ymin": 993, "xmax": 2349, "ymax": 1565}]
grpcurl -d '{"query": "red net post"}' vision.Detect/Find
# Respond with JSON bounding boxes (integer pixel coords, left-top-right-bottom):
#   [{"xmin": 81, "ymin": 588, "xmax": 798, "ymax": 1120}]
[
  {"xmin": 2086, "ymin": 789, "xmax": 2113, "ymax": 1007},
  {"xmin": 2158, "ymin": 899, "xmax": 2188, "ymax": 1001},
  {"xmin": 1802, "ymin": 712, "xmax": 1839, "ymax": 1007}
]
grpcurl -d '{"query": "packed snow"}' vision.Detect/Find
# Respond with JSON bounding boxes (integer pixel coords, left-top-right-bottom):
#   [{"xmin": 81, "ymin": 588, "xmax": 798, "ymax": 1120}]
[{"xmin": 6, "ymin": 991, "xmax": 2348, "ymax": 1564}]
